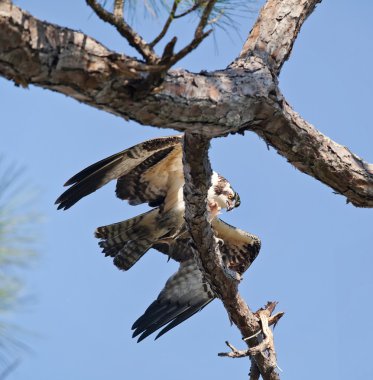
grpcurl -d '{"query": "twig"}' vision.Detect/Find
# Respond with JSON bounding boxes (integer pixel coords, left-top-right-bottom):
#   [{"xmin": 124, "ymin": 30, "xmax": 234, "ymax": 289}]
[
  {"xmin": 248, "ymin": 306, "xmax": 278, "ymax": 369},
  {"xmin": 150, "ymin": 0, "xmax": 179, "ymax": 48},
  {"xmin": 243, "ymin": 330, "xmax": 262, "ymax": 341},
  {"xmin": 87, "ymin": 0, "xmax": 217, "ymax": 73},
  {"xmin": 242, "ymin": 311, "xmax": 285, "ymax": 341},
  {"xmin": 218, "ymin": 301, "xmax": 283, "ymax": 374},
  {"xmin": 113, "ymin": 0, "xmax": 124, "ymax": 20},
  {"xmin": 195, "ymin": 0, "xmax": 217, "ymax": 38},
  {"xmin": 174, "ymin": 1, "xmax": 203, "ymax": 19},
  {"xmin": 218, "ymin": 341, "xmax": 251, "ymax": 358},
  {"xmin": 166, "ymin": 0, "xmax": 216, "ymax": 66},
  {"xmin": 86, "ymin": 0, "xmax": 158, "ymax": 64},
  {"xmin": 244, "ymin": 311, "xmax": 284, "ymax": 341},
  {"xmin": 166, "ymin": 30, "xmax": 212, "ymax": 66}
]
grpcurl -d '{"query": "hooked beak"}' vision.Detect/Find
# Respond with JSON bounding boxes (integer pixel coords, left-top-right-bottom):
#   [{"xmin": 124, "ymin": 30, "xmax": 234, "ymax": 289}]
[
  {"xmin": 235, "ymin": 193, "xmax": 241, "ymax": 208},
  {"xmin": 226, "ymin": 192, "xmax": 241, "ymax": 211}
]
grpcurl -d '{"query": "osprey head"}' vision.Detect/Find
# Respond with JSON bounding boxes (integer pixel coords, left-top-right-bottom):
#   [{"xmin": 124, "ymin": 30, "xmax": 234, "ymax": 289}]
[{"xmin": 210, "ymin": 172, "xmax": 241, "ymax": 212}]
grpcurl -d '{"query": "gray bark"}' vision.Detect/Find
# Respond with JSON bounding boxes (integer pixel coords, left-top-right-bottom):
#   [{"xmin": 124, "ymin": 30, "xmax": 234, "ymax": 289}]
[
  {"xmin": 1, "ymin": 0, "xmax": 372, "ymax": 378},
  {"xmin": 182, "ymin": 133, "xmax": 279, "ymax": 379},
  {"xmin": 0, "ymin": 1, "xmax": 371, "ymax": 207}
]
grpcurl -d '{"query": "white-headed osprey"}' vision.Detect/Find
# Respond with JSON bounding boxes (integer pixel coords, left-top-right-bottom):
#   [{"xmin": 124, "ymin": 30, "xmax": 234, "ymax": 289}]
[{"xmin": 56, "ymin": 135, "xmax": 260, "ymax": 341}]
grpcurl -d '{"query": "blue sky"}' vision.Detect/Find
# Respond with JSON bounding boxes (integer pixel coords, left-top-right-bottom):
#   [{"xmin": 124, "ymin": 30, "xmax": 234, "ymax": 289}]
[{"xmin": 1, "ymin": 1, "xmax": 373, "ymax": 379}]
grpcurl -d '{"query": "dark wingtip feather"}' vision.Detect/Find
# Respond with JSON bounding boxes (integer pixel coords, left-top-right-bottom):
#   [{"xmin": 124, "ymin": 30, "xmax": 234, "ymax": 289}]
[
  {"xmin": 63, "ymin": 178, "xmax": 75, "ymax": 187},
  {"xmin": 132, "ymin": 329, "xmax": 141, "ymax": 338},
  {"xmin": 154, "ymin": 302, "xmax": 211, "ymax": 340},
  {"xmin": 136, "ymin": 333, "xmax": 148, "ymax": 343},
  {"xmin": 55, "ymin": 200, "xmax": 74, "ymax": 211},
  {"xmin": 55, "ymin": 198, "xmax": 70, "ymax": 210}
]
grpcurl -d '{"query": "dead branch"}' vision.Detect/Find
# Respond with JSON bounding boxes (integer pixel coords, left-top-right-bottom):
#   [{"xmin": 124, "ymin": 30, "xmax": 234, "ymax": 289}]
[
  {"xmin": 218, "ymin": 341, "xmax": 251, "ymax": 359},
  {"xmin": 0, "ymin": 2, "xmax": 372, "ymax": 208},
  {"xmin": 1, "ymin": 0, "xmax": 368, "ymax": 378},
  {"xmin": 243, "ymin": 310, "xmax": 285, "ymax": 341},
  {"xmin": 182, "ymin": 133, "xmax": 281, "ymax": 380},
  {"xmin": 218, "ymin": 302, "xmax": 283, "ymax": 366}
]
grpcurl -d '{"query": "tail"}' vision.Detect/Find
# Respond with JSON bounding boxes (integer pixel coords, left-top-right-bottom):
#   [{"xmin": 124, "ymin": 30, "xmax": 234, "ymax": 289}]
[{"xmin": 95, "ymin": 208, "xmax": 170, "ymax": 270}]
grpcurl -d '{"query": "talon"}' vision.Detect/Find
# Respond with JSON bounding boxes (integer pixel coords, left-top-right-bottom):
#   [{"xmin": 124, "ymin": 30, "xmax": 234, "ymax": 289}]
[
  {"xmin": 224, "ymin": 267, "xmax": 241, "ymax": 282},
  {"xmin": 214, "ymin": 236, "xmax": 224, "ymax": 247}
]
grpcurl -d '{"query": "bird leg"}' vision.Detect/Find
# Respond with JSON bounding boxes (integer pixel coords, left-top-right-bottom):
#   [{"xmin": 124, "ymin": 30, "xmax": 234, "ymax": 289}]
[
  {"xmin": 213, "ymin": 236, "xmax": 241, "ymax": 282},
  {"xmin": 208, "ymin": 200, "xmax": 221, "ymax": 220}
]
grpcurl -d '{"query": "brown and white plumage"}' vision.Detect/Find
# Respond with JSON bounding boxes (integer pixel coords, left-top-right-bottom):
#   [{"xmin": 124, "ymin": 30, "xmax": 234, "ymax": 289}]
[
  {"xmin": 56, "ymin": 135, "xmax": 260, "ymax": 340},
  {"xmin": 56, "ymin": 135, "xmax": 241, "ymax": 271},
  {"xmin": 56, "ymin": 135, "xmax": 184, "ymax": 211},
  {"xmin": 132, "ymin": 218, "xmax": 260, "ymax": 342}
]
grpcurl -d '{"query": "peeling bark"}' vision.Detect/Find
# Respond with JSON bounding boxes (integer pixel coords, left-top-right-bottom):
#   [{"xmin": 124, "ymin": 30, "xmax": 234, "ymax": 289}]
[
  {"xmin": 239, "ymin": 0, "xmax": 322, "ymax": 75},
  {"xmin": 1, "ymin": 0, "xmax": 372, "ymax": 378},
  {"xmin": 182, "ymin": 133, "xmax": 280, "ymax": 380},
  {"xmin": 0, "ymin": 2, "xmax": 371, "ymax": 207}
]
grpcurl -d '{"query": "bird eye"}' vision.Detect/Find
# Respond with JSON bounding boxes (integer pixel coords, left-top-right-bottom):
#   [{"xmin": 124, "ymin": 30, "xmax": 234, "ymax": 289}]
[{"xmin": 228, "ymin": 194, "xmax": 234, "ymax": 200}]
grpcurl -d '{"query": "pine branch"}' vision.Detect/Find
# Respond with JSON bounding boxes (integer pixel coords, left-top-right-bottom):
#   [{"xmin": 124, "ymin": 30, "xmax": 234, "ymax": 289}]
[{"xmin": 86, "ymin": 0, "xmax": 158, "ymax": 64}]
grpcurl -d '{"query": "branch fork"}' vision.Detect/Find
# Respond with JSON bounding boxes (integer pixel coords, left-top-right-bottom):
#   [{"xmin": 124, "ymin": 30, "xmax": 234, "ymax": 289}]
[
  {"xmin": 218, "ymin": 302, "xmax": 284, "ymax": 363},
  {"xmin": 86, "ymin": 0, "xmax": 217, "ymax": 73},
  {"xmin": 1, "ymin": 0, "xmax": 372, "ymax": 379}
]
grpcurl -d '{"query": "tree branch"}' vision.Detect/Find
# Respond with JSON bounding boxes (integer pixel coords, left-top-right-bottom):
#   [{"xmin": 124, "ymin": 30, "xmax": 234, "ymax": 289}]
[
  {"xmin": 86, "ymin": 0, "xmax": 158, "ymax": 64},
  {"xmin": 2, "ymin": 0, "xmax": 372, "ymax": 377},
  {"xmin": 247, "ymin": 99, "xmax": 373, "ymax": 208},
  {"xmin": 174, "ymin": 1, "xmax": 204, "ymax": 19},
  {"xmin": 113, "ymin": 0, "xmax": 124, "ymax": 20},
  {"xmin": 164, "ymin": 0, "xmax": 216, "ymax": 67},
  {"xmin": 149, "ymin": 0, "xmax": 178, "ymax": 48},
  {"xmin": 238, "ymin": 0, "xmax": 322, "ymax": 75},
  {"xmin": 1, "ymin": 2, "xmax": 372, "ymax": 207},
  {"xmin": 182, "ymin": 133, "xmax": 281, "ymax": 380}
]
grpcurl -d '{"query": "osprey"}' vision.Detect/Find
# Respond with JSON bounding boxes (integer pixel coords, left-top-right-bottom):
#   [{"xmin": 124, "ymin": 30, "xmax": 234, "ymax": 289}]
[{"xmin": 56, "ymin": 135, "xmax": 260, "ymax": 340}]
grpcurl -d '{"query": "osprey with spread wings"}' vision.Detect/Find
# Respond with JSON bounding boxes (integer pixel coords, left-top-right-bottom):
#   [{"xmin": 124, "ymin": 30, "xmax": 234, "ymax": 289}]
[{"xmin": 56, "ymin": 135, "xmax": 260, "ymax": 341}]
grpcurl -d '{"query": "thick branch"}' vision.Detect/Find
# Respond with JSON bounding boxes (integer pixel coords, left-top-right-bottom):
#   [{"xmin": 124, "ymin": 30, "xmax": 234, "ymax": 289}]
[
  {"xmin": 238, "ymin": 0, "xmax": 321, "ymax": 75},
  {"xmin": 0, "ymin": 2, "xmax": 276, "ymax": 133},
  {"xmin": 247, "ymin": 99, "xmax": 373, "ymax": 208},
  {"xmin": 0, "ymin": 2, "xmax": 372, "ymax": 207},
  {"xmin": 182, "ymin": 133, "xmax": 280, "ymax": 380}
]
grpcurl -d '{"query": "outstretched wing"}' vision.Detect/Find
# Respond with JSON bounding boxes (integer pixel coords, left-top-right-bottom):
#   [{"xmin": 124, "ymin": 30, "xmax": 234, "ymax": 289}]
[
  {"xmin": 212, "ymin": 218, "xmax": 261, "ymax": 275},
  {"xmin": 55, "ymin": 135, "xmax": 182, "ymax": 210},
  {"xmin": 132, "ymin": 220, "xmax": 261, "ymax": 341},
  {"xmin": 132, "ymin": 258, "xmax": 214, "ymax": 342}
]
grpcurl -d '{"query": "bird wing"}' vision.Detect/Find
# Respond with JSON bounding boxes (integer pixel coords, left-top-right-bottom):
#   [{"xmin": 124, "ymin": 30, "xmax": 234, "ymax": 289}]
[
  {"xmin": 132, "ymin": 220, "xmax": 261, "ymax": 341},
  {"xmin": 55, "ymin": 135, "xmax": 182, "ymax": 210},
  {"xmin": 212, "ymin": 218, "xmax": 261, "ymax": 275},
  {"xmin": 152, "ymin": 235, "xmax": 193, "ymax": 263},
  {"xmin": 132, "ymin": 258, "xmax": 214, "ymax": 342}
]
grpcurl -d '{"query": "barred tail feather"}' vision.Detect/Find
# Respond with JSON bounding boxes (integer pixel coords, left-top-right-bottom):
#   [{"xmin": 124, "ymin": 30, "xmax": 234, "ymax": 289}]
[
  {"xmin": 95, "ymin": 208, "xmax": 168, "ymax": 271},
  {"xmin": 112, "ymin": 239, "xmax": 153, "ymax": 270}
]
